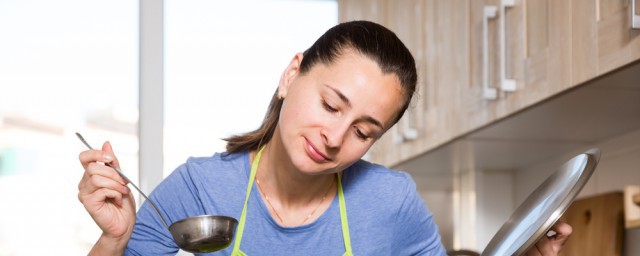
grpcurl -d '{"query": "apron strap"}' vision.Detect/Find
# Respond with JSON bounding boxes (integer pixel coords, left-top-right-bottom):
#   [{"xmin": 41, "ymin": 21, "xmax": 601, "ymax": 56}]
[
  {"xmin": 337, "ymin": 173, "xmax": 353, "ymax": 254},
  {"xmin": 232, "ymin": 146, "xmax": 353, "ymax": 255},
  {"xmin": 232, "ymin": 146, "xmax": 265, "ymax": 253}
]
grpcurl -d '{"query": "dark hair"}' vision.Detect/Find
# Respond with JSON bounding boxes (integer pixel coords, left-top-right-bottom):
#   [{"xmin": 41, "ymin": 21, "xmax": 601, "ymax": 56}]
[{"xmin": 224, "ymin": 20, "xmax": 417, "ymax": 153}]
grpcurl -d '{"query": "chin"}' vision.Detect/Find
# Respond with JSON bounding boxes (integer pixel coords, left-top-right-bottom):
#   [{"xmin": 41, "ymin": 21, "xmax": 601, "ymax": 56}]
[
  {"xmin": 294, "ymin": 157, "xmax": 326, "ymax": 174},
  {"xmin": 291, "ymin": 153, "xmax": 335, "ymax": 175}
]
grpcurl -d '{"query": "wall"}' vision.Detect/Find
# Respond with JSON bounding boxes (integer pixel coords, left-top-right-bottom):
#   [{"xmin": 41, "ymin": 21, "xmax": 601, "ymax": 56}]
[
  {"xmin": 413, "ymin": 169, "xmax": 514, "ymax": 252},
  {"xmin": 476, "ymin": 171, "xmax": 514, "ymax": 251},
  {"xmin": 420, "ymin": 190, "xmax": 454, "ymax": 250},
  {"xmin": 515, "ymin": 128, "xmax": 640, "ymax": 255},
  {"xmin": 410, "ymin": 127, "xmax": 640, "ymax": 253}
]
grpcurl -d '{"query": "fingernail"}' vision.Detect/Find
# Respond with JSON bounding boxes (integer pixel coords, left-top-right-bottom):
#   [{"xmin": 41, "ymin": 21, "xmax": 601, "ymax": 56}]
[{"xmin": 104, "ymin": 154, "xmax": 114, "ymax": 162}]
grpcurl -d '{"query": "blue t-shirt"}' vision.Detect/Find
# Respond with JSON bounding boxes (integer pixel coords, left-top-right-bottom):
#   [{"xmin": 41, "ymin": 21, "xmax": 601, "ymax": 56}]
[{"xmin": 125, "ymin": 151, "xmax": 446, "ymax": 255}]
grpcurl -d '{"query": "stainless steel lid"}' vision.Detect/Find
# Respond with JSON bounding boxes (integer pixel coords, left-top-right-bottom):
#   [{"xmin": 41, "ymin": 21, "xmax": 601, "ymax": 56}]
[{"xmin": 481, "ymin": 148, "xmax": 600, "ymax": 256}]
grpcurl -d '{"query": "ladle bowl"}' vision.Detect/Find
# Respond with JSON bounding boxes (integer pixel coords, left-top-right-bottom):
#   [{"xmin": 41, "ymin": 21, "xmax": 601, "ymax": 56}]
[
  {"xmin": 169, "ymin": 215, "xmax": 238, "ymax": 253},
  {"xmin": 76, "ymin": 133, "xmax": 238, "ymax": 253}
]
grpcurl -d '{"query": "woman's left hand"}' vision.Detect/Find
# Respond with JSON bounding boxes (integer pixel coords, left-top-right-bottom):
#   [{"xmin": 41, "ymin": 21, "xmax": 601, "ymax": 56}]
[{"xmin": 524, "ymin": 220, "xmax": 572, "ymax": 256}]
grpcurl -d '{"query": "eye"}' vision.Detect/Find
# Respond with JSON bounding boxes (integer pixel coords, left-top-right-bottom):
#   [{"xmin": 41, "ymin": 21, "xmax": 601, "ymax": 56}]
[
  {"xmin": 354, "ymin": 127, "xmax": 370, "ymax": 141},
  {"xmin": 322, "ymin": 100, "xmax": 338, "ymax": 113}
]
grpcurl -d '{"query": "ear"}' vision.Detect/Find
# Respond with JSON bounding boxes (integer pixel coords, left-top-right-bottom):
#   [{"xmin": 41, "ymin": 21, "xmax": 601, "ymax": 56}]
[{"xmin": 278, "ymin": 52, "xmax": 304, "ymax": 99}]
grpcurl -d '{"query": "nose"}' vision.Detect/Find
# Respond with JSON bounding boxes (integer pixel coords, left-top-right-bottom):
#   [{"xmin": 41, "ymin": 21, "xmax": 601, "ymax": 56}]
[{"xmin": 321, "ymin": 121, "xmax": 349, "ymax": 148}]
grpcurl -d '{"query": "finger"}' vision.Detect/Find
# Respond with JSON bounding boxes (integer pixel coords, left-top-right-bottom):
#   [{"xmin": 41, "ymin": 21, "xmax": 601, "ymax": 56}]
[
  {"xmin": 101, "ymin": 141, "xmax": 120, "ymax": 168},
  {"xmin": 82, "ymin": 187, "xmax": 125, "ymax": 207},
  {"xmin": 78, "ymin": 163, "xmax": 125, "ymax": 191},
  {"xmin": 549, "ymin": 221, "xmax": 572, "ymax": 252},
  {"xmin": 85, "ymin": 162, "xmax": 127, "ymax": 185},
  {"xmin": 534, "ymin": 235, "xmax": 554, "ymax": 256},
  {"xmin": 78, "ymin": 171, "xmax": 91, "ymax": 191},
  {"xmin": 95, "ymin": 188, "xmax": 122, "ymax": 207},
  {"xmin": 550, "ymin": 220, "xmax": 572, "ymax": 237},
  {"xmin": 79, "ymin": 148, "xmax": 116, "ymax": 169},
  {"xmin": 82, "ymin": 174, "xmax": 130, "ymax": 196}
]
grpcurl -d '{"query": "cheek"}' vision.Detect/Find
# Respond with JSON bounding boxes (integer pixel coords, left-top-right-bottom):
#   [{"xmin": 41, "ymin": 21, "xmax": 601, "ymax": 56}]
[
  {"xmin": 278, "ymin": 95, "xmax": 322, "ymax": 134},
  {"xmin": 282, "ymin": 93, "xmax": 326, "ymax": 125},
  {"xmin": 340, "ymin": 139, "xmax": 374, "ymax": 159}
]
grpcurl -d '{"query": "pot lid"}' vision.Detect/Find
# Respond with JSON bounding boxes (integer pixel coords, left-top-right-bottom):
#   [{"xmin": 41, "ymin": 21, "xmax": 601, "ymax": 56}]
[{"xmin": 481, "ymin": 148, "xmax": 600, "ymax": 256}]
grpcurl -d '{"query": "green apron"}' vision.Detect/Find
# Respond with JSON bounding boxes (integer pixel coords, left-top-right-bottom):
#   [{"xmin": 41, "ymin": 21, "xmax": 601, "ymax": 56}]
[{"xmin": 231, "ymin": 147, "xmax": 353, "ymax": 256}]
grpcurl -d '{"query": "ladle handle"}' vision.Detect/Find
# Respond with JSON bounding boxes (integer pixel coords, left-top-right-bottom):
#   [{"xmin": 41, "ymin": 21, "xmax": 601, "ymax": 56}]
[{"xmin": 76, "ymin": 132, "xmax": 170, "ymax": 229}]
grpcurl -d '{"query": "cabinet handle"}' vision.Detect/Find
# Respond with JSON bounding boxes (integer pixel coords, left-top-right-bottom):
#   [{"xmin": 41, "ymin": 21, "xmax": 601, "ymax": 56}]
[
  {"xmin": 401, "ymin": 115, "xmax": 419, "ymax": 141},
  {"xmin": 483, "ymin": 5, "xmax": 498, "ymax": 100},
  {"xmin": 633, "ymin": 0, "xmax": 640, "ymax": 29},
  {"xmin": 499, "ymin": 0, "xmax": 517, "ymax": 92}
]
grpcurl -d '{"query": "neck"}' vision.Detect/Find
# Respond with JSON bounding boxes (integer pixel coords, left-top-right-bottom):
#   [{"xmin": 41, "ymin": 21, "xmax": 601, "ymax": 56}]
[
  {"xmin": 257, "ymin": 139, "xmax": 335, "ymax": 206},
  {"xmin": 250, "ymin": 130, "xmax": 338, "ymax": 226}
]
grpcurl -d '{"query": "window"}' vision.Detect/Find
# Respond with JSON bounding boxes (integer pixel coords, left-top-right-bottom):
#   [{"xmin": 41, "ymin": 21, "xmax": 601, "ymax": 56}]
[
  {"xmin": 164, "ymin": 0, "xmax": 338, "ymax": 176},
  {"xmin": 0, "ymin": 1, "xmax": 138, "ymax": 254},
  {"xmin": 0, "ymin": 0, "xmax": 337, "ymax": 254}
]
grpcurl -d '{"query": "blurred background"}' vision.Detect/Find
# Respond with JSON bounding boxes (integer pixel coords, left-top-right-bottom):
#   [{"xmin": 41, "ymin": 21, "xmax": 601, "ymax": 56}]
[
  {"xmin": 1, "ymin": 0, "xmax": 640, "ymax": 255},
  {"xmin": 0, "ymin": 0, "xmax": 337, "ymax": 254}
]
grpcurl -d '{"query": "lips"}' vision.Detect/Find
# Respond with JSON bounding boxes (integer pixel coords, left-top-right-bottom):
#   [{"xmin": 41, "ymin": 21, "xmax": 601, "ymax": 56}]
[{"xmin": 304, "ymin": 138, "xmax": 331, "ymax": 163}]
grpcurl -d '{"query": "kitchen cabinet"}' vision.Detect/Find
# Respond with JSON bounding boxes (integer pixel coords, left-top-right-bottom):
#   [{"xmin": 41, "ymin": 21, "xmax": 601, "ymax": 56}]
[
  {"xmin": 338, "ymin": 0, "xmax": 640, "ymax": 167},
  {"xmin": 366, "ymin": 0, "xmax": 475, "ymax": 166},
  {"xmin": 338, "ymin": 0, "xmax": 640, "ymax": 252},
  {"xmin": 572, "ymin": 0, "xmax": 640, "ymax": 85},
  {"xmin": 376, "ymin": 0, "xmax": 429, "ymax": 164},
  {"xmin": 338, "ymin": 0, "xmax": 386, "ymax": 24},
  {"xmin": 559, "ymin": 192, "xmax": 625, "ymax": 256},
  {"xmin": 593, "ymin": 0, "xmax": 640, "ymax": 80},
  {"xmin": 338, "ymin": 0, "xmax": 436, "ymax": 164},
  {"xmin": 521, "ymin": 0, "xmax": 573, "ymax": 103}
]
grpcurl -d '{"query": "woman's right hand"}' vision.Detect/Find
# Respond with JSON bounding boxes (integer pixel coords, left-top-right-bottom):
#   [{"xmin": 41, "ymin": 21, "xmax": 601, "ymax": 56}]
[{"xmin": 78, "ymin": 141, "xmax": 136, "ymax": 252}]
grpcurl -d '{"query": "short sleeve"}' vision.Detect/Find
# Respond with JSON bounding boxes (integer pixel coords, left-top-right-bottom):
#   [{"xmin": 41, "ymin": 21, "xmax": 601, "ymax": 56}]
[
  {"xmin": 392, "ymin": 172, "xmax": 446, "ymax": 255},
  {"xmin": 125, "ymin": 163, "xmax": 202, "ymax": 255}
]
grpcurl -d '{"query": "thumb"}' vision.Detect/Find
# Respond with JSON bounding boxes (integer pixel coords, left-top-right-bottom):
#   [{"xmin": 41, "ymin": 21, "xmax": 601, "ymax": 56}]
[
  {"xmin": 550, "ymin": 221, "xmax": 572, "ymax": 253},
  {"xmin": 102, "ymin": 141, "xmax": 114, "ymax": 154},
  {"xmin": 101, "ymin": 141, "xmax": 121, "ymax": 168}
]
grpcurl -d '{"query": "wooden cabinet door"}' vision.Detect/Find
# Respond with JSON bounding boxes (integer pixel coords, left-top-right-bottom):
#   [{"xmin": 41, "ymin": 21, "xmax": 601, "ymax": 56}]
[
  {"xmin": 339, "ymin": 0, "xmax": 640, "ymax": 167},
  {"xmin": 338, "ymin": 0, "xmax": 386, "ymax": 24},
  {"xmin": 559, "ymin": 192, "xmax": 624, "ymax": 256},
  {"xmin": 370, "ymin": 0, "xmax": 428, "ymax": 165},
  {"xmin": 383, "ymin": 0, "xmax": 426, "ymax": 141},
  {"xmin": 466, "ymin": 0, "xmax": 530, "ymax": 130},
  {"xmin": 597, "ymin": 0, "xmax": 640, "ymax": 76},
  {"xmin": 572, "ymin": 0, "xmax": 640, "ymax": 85},
  {"xmin": 522, "ymin": 0, "xmax": 573, "ymax": 103},
  {"xmin": 369, "ymin": 0, "xmax": 474, "ymax": 166}
]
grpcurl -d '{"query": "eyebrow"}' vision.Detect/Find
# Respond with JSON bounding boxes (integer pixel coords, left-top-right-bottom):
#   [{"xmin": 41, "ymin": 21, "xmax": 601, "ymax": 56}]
[{"xmin": 326, "ymin": 85, "xmax": 385, "ymax": 129}]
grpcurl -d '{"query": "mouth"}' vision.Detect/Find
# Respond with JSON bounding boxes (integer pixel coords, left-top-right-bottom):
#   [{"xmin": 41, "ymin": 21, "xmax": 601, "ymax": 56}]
[{"xmin": 304, "ymin": 138, "xmax": 331, "ymax": 163}]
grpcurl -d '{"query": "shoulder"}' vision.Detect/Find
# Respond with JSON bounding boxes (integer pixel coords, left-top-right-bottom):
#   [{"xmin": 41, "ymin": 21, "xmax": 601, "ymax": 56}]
[
  {"xmin": 342, "ymin": 160, "xmax": 446, "ymax": 254},
  {"xmin": 144, "ymin": 151, "xmax": 248, "ymax": 194},
  {"xmin": 129, "ymin": 151, "xmax": 251, "ymax": 254},
  {"xmin": 169, "ymin": 151, "xmax": 250, "ymax": 183},
  {"xmin": 149, "ymin": 150, "xmax": 250, "ymax": 213},
  {"xmin": 344, "ymin": 159, "xmax": 417, "ymax": 194},
  {"xmin": 183, "ymin": 151, "xmax": 248, "ymax": 172},
  {"xmin": 160, "ymin": 151, "xmax": 250, "ymax": 202},
  {"xmin": 342, "ymin": 159, "xmax": 419, "ymax": 213},
  {"xmin": 139, "ymin": 151, "xmax": 250, "ymax": 225}
]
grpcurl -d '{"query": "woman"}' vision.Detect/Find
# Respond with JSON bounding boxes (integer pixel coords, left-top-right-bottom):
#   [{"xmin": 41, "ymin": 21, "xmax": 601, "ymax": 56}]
[{"xmin": 78, "ymin": 20, "xmax": 571, "ymax": 255}]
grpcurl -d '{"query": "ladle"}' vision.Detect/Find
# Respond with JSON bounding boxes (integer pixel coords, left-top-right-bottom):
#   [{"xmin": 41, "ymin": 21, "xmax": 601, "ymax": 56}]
[{"xmin": 76, "ymin": 132, "xmax": 238, "ymax": 253}]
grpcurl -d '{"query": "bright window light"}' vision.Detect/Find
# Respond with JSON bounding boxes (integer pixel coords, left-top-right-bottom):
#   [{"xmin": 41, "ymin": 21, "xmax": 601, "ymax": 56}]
[
  {"xmin": 0, "ymin": 1, "xmax": 138, "ymax": 254},
  {"xmin": 164, "ymin": 0, "xmax": 338, "ymax": 176}
]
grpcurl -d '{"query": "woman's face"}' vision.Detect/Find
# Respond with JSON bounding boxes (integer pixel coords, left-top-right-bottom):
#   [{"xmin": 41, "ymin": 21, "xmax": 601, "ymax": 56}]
[{"xmin": 275, "ymin": 50, "xmax": 404, "ymax": 175}]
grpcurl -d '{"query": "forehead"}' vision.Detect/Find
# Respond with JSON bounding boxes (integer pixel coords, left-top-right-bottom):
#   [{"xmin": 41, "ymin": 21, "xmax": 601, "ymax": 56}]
[{"xmin": 308, "ymin": 51, "xmax": 405, "ymax": 128}]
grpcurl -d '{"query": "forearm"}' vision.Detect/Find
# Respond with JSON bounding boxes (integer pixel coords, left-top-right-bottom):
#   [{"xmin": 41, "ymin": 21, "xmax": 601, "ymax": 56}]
[{"xmin": 88, "ymin": 233, "xmax": 129, "ymax": 256}]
